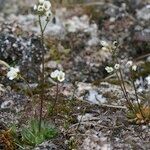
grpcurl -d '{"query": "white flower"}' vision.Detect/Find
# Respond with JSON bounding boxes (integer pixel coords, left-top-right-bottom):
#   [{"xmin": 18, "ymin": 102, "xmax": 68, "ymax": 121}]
[
  {"xmin": 43, "ymin": 1, "xmax": 51, "ymax": 11},
  {"xmin": 113, "ymin": 41, "xmax": 117, "ymax": 46},
  {"xmin": 132, "ymin": 65, "xmax": 137, "ymax": 71},
  {"xmin": 126, "ymin": 61, "xmax": 133, "ymax": 67},
  {"xmin": 37, "ymin": 5, "xmax": 44, "ymax": 12},
  {"xmin": 35, "ymin": 0, "xmax": 52, "ymax": 16},
  {"xmin": 57, "ymin": 71, "xmax": 65, "ymax": 82},
  {"xmin": 101, "ymin": 47, "xmax": 109, "ymax": 51},
  {"xmin": 45, "ymin": 10, "xmax": 52, "ymax": 17},
  {"xmin": 100, "ymin": 40, "xmax": 109, "ymax": 47},
  {"xmin": 105, "ymin": 66, "xmax": 114, "ymax": 73},
  {"xmin": 51, "ymin": 70, "xmax": 65, "ymax": 82},
  {"xmin": 114, "ymin": 64, "xmax": 120, "ymax": 70},
  {"xmin": 7, "ymin": 67, "xmax": 20, "ymax": 80},
  {"xmin": 51, "ymin": 70, "xmax": 60, "ymax": 78},
  {"xmin": 39, "ymin": 0, "xmax": 45, "ymax": 4},
  {"xmin": 34, "ymin": 5, "xmax": 37, "ymax": 10}
]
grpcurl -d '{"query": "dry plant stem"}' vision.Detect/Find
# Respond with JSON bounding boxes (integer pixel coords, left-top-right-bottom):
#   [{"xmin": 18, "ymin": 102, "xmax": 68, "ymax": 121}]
[
  {"xmin": 38, "ymin": 16, "xmax": 48, "ymax": 132},
  {"xmin": 132, "ymin": 80, "xmax": 145, "ymax": 119}
]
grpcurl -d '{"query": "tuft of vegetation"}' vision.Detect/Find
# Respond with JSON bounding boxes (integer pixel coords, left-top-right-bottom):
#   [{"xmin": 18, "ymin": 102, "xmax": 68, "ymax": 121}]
[
  {"xmin": 127, "ymin": 104, "xmax": 150, "ymax": 124},
  {"xmin": 103, "ymin": 41, "xmax": 150, "ymax": 124},
  {"xmin": 20, "ymin": 119, "xmax": 57, "ymax": 147}
]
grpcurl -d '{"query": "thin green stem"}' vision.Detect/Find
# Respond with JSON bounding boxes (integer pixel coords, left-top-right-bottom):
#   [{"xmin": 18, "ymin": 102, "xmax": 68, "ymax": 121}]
[
  {"xmin": 43, "ymin": 21, "xmax": 49, "ymax": 33},
  {"xmin": 115, "ymin": 72, "xmax": 127, "ymax": 99},
  {"xmin": 51, "ymin": 82, "xmax": 59, "ymax": 114},
  {"xmin": 38, "ymin": 16, "xmax": 45, "ymax": 132},
  {"xmin": 118, "ymin": 68, "xmax": 128, "ymax": 97},
  {"xmin": 116, "ymin": 71, "xmax": 135, "ymax": 112}
]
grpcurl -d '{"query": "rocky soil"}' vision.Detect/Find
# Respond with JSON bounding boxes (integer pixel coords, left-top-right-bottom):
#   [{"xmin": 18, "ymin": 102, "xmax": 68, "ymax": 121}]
[{"xmin": 0, "ymin": 0, "xmax": 150, "ymax": 150}]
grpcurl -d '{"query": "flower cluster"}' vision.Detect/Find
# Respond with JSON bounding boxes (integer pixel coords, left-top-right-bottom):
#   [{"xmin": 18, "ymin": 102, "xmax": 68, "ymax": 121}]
[
  {"xmin": 105, "ymin": 61, "xmax": 137, "ymax": 74},
  {"xmin": 126, "ymin": 61, "xmax": 137, "ymax": 71},
  {"xmin": 34, "ymin": 0, "xmax": 52, "ymax": 19},
  {"xmin": 105, "ymin": 63, "xmax": 120, "ymax": 73},
  {"xmin": 7, "ymin": 67, "xmax": 20, "ymax": 80},
  {"xmin": 100, "ymin": 40, "xmax": 117, "ymax": 52},
  {"xmin": 51, "ymin": 70, "xmax": 65, "ymax": 82},
  {"xmin": 105, "ymin": 66, "xmax": 114, "ymax": 73}
]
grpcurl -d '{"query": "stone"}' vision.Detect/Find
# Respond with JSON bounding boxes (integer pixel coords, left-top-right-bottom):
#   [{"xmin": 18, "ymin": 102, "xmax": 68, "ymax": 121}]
[
  {"xmin": 136, "ymin": 5, "xmax": 150, "ymax": 21},
  {"xmin": 34, "ymin": 141, "xmax": 57, "ymax": 150}
]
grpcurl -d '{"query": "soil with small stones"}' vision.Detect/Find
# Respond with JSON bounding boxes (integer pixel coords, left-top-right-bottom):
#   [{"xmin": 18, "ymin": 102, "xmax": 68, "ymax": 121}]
[{"xmin": 0, "ymin": 0, "xmax": 150, "ymax": 150}]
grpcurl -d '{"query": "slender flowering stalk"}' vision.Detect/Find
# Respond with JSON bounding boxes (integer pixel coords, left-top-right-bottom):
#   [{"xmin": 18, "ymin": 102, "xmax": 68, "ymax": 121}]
[
  {"xmin": 103, "ymin": 40, "xmax": 148, "ymax": 123},
  {"xmin": 103, "ymin": 41, "xmax": 135, "ymax": 112},
  {"xmin": 34, "ymin": 0, "xmax": 52, "ymax": 132},
  {"xmin": 38, "ymin": 15, "xmax": 45, "ymax": 132}
]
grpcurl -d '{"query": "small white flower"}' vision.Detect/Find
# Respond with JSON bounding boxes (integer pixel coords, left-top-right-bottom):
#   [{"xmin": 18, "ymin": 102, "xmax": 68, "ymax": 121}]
[
  {"xmin": 132, "ymin": 65, "xmax": 137, "ymax": 71},
  {"xmin": 105, "ymin": 66, "xmax": 114, "ymax": 73},
  {"xmin": 113, "ymin": 41, "xmax": 118, "ymax": 46},
  {"xmin": 43, "ymin": 1, "xmax": 51, "ymax": 11},
  {"xmin": 51, "ymin": 70, "xmax": 60, "ymax": 78},
  {"xmin": 34, "ymin": 5, "xmax": 37, "ymax": 10},
  {"xmin": 57, "ymin": 71, "xmax": 65, "ymax": 82},
  {"xmin": 7, "ymin": 67, "xmax": 20, "ymax": 80},
  {"xmin": 101, "ymin": 47, "xmax": 109, "ymax": 51},
  {"xmin": 51, "ymin": 70, "xmax": 65, "ymax": 82},
  {"xmin": 114, "ymin": 64, "xmax": 120, "ymax": 70},
  {"xmin": 37, "ymin": 5, "xmax": 44, "ymax": 12},
  {"xmin": 39, "ymin": 0, "xmax": 45, "ymax": 4},
  {"xmin": 35, "ymin": 0, "xmax": 52, "ymax": 17},
  {"xmin": 126, "ymin": 61, "xmax": 133, "ymax": 67},
  {"xmin": 45, "ymin": 10, "xmax": 52, "ymax": 17},
  {"xmin": 100, "ymin": 40, "xmax": 109, "ymax": 47}
]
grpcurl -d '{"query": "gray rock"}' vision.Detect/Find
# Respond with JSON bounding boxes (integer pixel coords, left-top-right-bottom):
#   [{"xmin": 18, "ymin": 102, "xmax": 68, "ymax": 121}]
[
  {"xmin": 105, "ymin": 4, "xmax": 120, "ymax": 17},
  {"xmin": 0, "ymin": 23, "xmax": 43, "ymax": 82},
  {"xmin": 136, "ymin": 5, "xmax": 150, "ymax": 21},
  {"xmin": 133, "ymin": 28, "xmax": 150, "ymax": 42},
  {"xmin": 34, "ymin": 141, "xmax": 57, "ymax": 150}
]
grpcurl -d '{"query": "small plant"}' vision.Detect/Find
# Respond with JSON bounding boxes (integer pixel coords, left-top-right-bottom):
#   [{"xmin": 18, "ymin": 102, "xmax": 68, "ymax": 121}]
[
  {"xmin": 34, "ymin": 0, "xmax": 53, "ymax": 132},
  {"xmin": 21, "ymin": 119, "xmax": 57, "ymax": 146},
  {"xmin": 103, "ymin": 40, "xmax": 150, "ymax": 124}
]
